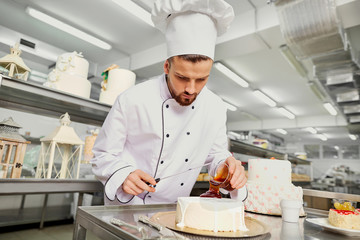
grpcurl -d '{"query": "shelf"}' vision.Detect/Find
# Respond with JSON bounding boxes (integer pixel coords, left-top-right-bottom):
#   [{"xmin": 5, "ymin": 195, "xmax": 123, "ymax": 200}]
[
  {"xmin": 0, "ymin": 179, "xmax": 103, "ymax": 195},
  {"xmin": 229, "ymin": 139, "xmax": 311, "ymax": 165},
  {"xmin": 0, "ymin": 74, "xmax": 111, "ymax": 126}
]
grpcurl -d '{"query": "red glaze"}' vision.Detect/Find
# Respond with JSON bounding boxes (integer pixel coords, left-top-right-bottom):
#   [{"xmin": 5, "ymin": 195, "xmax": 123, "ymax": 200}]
[
  {"xmin": 200, "ymin": 189, "xmax": 221, "ymax": 198},
  {"xmin": 331, "ymin": 209, "xmax": 359, "ymax": 215},
  {"xmin": 200, "ymin": 180, "xmax": 221, "ymax": 198},
  {"xmin": 200, "ymin": 165, "xmax": 236, "ymax": 198}
]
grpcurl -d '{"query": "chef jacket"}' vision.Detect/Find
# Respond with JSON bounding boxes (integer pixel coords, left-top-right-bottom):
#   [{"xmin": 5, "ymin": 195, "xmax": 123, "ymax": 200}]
[{"xmin": 92, "ymin": 73, "xmax": 241, "ymax": 205}]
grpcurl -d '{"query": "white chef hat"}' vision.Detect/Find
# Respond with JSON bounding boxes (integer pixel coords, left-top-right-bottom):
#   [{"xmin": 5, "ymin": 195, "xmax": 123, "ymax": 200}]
[{"xmin": 152, "ymin": 0, "xmax": 234, "ymax": 60}]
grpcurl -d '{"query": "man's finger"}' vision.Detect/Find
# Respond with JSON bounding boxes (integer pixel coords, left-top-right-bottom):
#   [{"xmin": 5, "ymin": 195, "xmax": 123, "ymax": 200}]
[
  {"xmin": 231, "ymin": 174, "xmax": 244, "ymax": 189},
  {"xmin": 137, "ymin": 180, "xmax": 156, "ymax": 193},
  {"xmin": 225, "ymin": 157, "xmax": 236, "ymax": 175},
  {"xmin": 123, "ymin": 170, "xmax": 156, "ymax": 195},
  {"xmin": 140, "ymin": 172, "xmax": 157, "ymax": 186},
  {"xmin": 123, "ymin": 180, "xmax": 143, "ymax": 195},
  {"xmin": 235, "ymin": 176, "xmax": 247, "ymax": 189},
  {"xmin": 230, "ymin": 163, "xmax": 244, "ymax": 185}
]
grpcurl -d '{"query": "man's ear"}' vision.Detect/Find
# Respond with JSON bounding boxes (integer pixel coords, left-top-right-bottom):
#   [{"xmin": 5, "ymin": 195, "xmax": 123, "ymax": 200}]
[{"xmin": 164, "ymin": 60, "xmax": 170, "ymax": 74}]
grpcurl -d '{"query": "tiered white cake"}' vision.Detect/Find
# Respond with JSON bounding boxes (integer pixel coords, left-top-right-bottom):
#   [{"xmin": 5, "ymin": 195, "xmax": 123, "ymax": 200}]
[
  {"xmin": 244, "ymin": 158, "xmax": 305, "ymax": 216},
  {"xmin": 44, "ymin": 52, "xmax": 91, "ymax": 98},
  {"xmin": 99, "ymin": 68, "xmax": 136, "ymax": 105},
  {"xmin": 175, "ymin": 197, "xmax": 248, "ymax": 232}
]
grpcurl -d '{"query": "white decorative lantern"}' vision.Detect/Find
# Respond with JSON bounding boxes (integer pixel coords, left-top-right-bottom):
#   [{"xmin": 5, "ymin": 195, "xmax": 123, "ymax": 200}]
[
  {"xmin": 0, "ymin": 43, "xmax": 31, "ymax": 81},
  {"xmin": 35, "ymin": 113, "xmax": 84, "ymax": 179},
  {"xmin": 0, "ymin": 117, "xmax": 30, "ymax": 178}
]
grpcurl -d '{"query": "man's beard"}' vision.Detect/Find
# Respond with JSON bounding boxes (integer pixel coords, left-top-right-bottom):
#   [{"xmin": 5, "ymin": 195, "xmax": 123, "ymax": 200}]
[{"xmin": 174, "ymin": 92, "xmax": 198, "ymax": 106}]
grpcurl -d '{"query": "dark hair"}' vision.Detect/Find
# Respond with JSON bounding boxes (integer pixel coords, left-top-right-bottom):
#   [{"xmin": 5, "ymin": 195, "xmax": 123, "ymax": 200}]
[{"xmin": 168, "ymin": 54, "xmax": 212, "ymax": 67}]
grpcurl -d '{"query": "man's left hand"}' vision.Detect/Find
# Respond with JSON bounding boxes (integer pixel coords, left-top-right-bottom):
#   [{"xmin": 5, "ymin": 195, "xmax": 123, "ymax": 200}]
[{"xmin": 225, "ymin": 156, "xmax": 247, "ymax": 189}]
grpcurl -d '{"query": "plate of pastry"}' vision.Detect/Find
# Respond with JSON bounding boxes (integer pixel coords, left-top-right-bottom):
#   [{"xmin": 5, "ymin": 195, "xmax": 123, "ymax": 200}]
[{"xmin": 306, "ymin": 218, "xmax": 360, "ymax": 237}]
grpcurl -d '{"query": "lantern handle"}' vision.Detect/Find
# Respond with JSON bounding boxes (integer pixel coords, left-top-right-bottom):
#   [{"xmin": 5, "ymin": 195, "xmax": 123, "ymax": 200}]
[{"xmin": 60, "ymin": 112, "xmax": 71, "ymax": 126}]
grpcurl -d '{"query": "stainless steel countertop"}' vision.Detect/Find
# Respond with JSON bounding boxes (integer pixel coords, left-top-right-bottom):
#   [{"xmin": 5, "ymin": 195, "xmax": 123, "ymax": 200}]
[{"xmin": 73, "ymin": 204, "xmax": 357, "ymax": 240}]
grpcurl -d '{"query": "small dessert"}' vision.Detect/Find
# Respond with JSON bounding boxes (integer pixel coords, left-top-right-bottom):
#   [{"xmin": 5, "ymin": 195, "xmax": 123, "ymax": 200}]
[{"xmin": 328, "ymin": 202, "xmax": 360, "ymax": 230}]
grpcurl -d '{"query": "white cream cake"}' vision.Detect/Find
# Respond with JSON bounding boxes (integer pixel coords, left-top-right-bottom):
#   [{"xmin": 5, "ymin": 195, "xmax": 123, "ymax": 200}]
[
  {"xmin": 244, "ymin": 158, "xmax": 305, "ymax": 216},
  {"xmin": 175, "ymin": 197, "xmax": 248, "ymax": 232},
  {"xmin": 44, "ymin": 51, "xmax": 91, "ymax": 98},
  {"xmin": 99, "ymin": 68, "xmax": 135, "ymax": 105}
]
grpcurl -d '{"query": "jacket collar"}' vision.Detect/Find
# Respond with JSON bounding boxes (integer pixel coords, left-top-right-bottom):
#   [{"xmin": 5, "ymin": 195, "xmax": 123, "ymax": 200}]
[{"xmin": 160, "ymin": 73, "xmax": 172, "ymax": 101}]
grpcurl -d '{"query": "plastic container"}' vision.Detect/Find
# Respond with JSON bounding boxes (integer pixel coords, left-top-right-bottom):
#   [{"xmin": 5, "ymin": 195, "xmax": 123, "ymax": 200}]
[
  {"xmin": 281, "ymin": 221, "xmax": 302, "ymax": 240},
  {"xmin": 280, "ymin": 199, "xmax": 303, "ymax": 223}
]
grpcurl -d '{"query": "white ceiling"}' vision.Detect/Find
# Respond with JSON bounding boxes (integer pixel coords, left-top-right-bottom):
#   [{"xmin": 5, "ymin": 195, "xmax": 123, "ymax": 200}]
[{"xmin": 1, "ymin": 0, "xmax": 360, "ymax": 146}]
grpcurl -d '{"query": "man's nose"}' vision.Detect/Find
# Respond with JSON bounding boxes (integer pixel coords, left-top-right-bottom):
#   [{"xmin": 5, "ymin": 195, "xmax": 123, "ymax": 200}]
[{"xmin": 185, "ymin": 81, "xmax": 196, "ymax": 94}]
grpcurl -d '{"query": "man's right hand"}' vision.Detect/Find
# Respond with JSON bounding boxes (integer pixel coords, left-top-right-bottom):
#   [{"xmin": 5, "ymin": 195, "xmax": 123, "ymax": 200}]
[{"xmin": 122, "ymin": 169, "xmax": 157, "ymax": 195}]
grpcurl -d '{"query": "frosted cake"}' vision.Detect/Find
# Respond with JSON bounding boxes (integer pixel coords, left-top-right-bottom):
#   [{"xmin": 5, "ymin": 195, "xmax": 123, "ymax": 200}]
[
  {"xmin": 175, "ymin": 197, "xmax": 248, "ymax": 232},
  {"xmin": 44, "ymin": 51, "xmax": 91, "ymax": 98},
  {"xmin": 244, "ymin": 158, "xmax": 305, "ymax": 216},
  {"xmin": 99, "ymin": 68, "xmax": 135, "ymax": 105}
]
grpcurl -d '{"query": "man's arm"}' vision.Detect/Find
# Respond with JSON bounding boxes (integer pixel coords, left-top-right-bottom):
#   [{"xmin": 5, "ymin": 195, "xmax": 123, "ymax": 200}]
[{"xmin": 91, "ymin": 95, "xmax": 155, "ymax": 202}]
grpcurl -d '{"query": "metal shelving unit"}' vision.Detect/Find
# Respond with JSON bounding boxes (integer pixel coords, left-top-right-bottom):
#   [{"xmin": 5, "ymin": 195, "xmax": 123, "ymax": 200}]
[
  {"xmin": 0, "ymin": 179, "xmax": 103, "ymax": 195},
  {"xmin": 0, "ymin": 179, "xmax": 104, "ymax": 228},
  {"xmin": 229, "ymin": 139, "xmax": 311, "ymax": 165},
  {"xmin": 0, "ymin": 74, "xmax": 111, "ymax": 126},
  {"xmin": 0, "ymin": 74, "xmax": 108, "ymax": 228}
]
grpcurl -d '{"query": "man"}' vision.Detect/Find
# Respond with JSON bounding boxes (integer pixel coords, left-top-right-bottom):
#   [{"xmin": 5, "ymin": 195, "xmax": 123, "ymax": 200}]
[{"xmin": 91, "ymin": 0, "xmax": 247, "ymax": 205}]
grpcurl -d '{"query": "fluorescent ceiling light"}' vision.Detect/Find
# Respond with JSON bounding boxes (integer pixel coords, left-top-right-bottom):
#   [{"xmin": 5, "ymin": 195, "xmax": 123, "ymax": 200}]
[
  {"xmin": 227, "ymin": 131, "xmax": 241, "ymax": 139},
  {"xmin": 276, "ymin": 128, "xmax": 287, "ymax": 135},
  {"xmin": 276, "ymin": 107, "xmax": 295, "ymax": 119},
  {"xmin": 253, "ymin": 90, "xmax": 276, "ymax": 107},
  {"xmin": 112, "ymin": 0, "xmax": 154, "ymax": 27},
  {"xmin": 318, "ymin": 134, "xmax": 327, "ymax": 141},
  {"xmin": 279, "ymin": 44, "xmax": 307, "ymax": 78},
  {"xmin": 224, "ymin": 101, "xmax": 237, "ymax": 111},
  {"xmin": 349, "ymin": 134, "xmax": 357, "ymax": 140},
  {"xmin": 213, "ymin": 62, "xmax": 249, "ymax": 88},
  {"xmin": 304, "ymin": 127, "xmax": 317, "ymax": 134},
  {"xmin": 26, "ymin": 7, "xmax": 112, "ymax": 50},
  {"xmin": 323, "ymin": 102, "xmax": 337, "ymax": 116}
]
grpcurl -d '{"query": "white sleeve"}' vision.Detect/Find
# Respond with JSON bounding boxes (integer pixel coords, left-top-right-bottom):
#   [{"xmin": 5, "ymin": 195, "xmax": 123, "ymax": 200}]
[
  {"xmin": 205, "ymin": 105, "xmax": 231, "ymax": 171},
  {"xmin": 91, "ymin": 94, "xmax": 136, "ymax": 203}
]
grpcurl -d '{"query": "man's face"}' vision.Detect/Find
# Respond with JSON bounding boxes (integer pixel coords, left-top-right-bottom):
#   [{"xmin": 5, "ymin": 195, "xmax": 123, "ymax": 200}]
[{"xmin": 164, "ymin": 56, "xmax": 213, "ymax": 106}]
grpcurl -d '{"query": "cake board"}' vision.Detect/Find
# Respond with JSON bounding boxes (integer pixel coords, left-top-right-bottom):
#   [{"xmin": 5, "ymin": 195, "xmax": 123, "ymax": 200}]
[
  {"xmin": 151, "ymin": 211, "xmax": 270, "ymax": 239},
  {"xmin": 245, "ymin": 210, "xmax": 307, "ymax": 217}
]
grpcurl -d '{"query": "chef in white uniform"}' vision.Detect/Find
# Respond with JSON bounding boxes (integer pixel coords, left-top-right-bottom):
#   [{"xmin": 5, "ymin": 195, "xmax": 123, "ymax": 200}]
[{"xmin": 92, "ymin": 0, "xmax": 247, "ymax": 205}]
